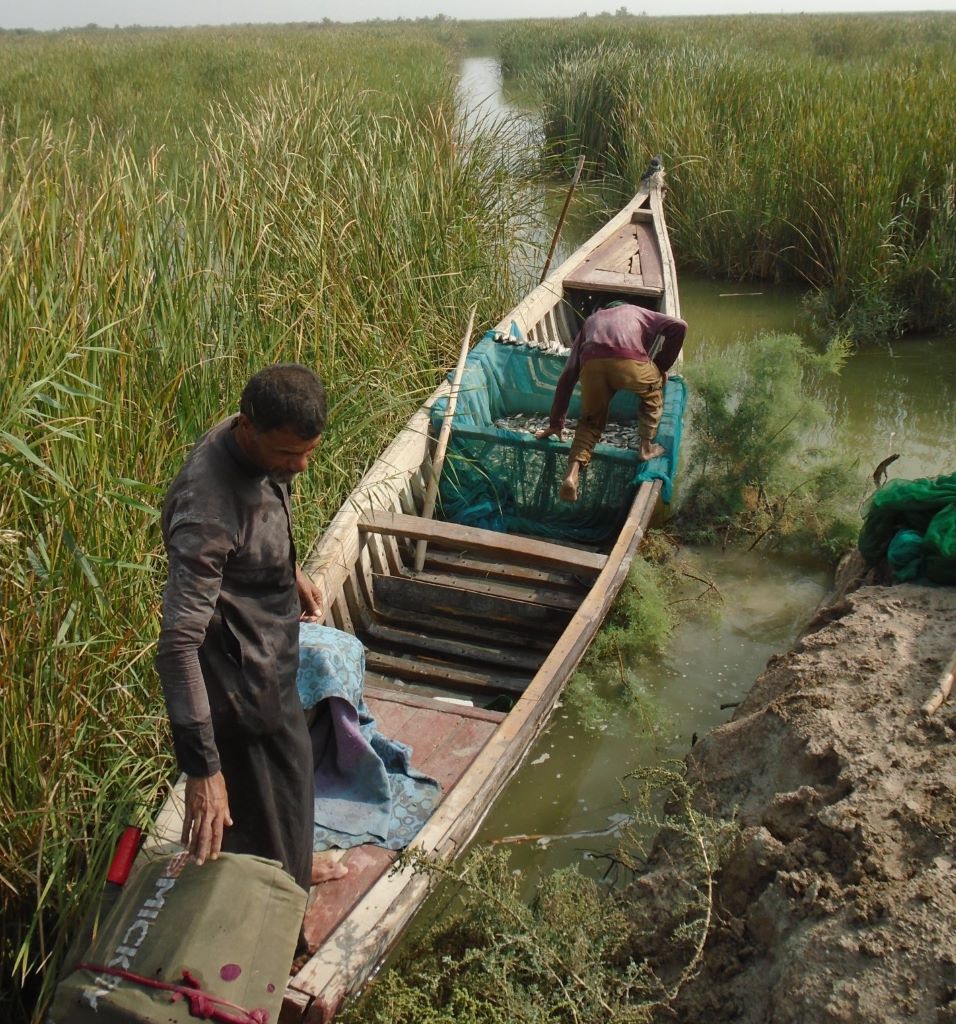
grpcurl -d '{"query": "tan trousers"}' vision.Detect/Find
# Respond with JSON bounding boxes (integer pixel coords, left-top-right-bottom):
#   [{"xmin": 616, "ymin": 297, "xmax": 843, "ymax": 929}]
[{"xmin": 568, "ymin": 357, "xmax": 663, "ymax": 467}]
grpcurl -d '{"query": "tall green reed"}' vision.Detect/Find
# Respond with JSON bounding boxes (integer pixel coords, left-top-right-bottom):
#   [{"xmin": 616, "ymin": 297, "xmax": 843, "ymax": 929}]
[
  {"xmin": 1, "ymin": 29, "xmax": 532, "ymax": 1021},
  {"xmin": 498, "ymin": 14, "xmax": 956, "ymax": 340}
]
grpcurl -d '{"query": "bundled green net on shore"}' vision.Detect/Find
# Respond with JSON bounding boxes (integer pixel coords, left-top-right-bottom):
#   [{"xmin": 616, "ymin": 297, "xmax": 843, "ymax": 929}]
[
  {"xmin": 430, "ymin": 337, "xmax": 687, "ymax": 545},
  {"xmin": 858, "ymin": 471, "xmax": 956, "ymax": 584}
]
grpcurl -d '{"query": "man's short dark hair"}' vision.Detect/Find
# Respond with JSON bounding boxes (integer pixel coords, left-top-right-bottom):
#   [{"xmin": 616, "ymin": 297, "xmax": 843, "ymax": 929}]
[{"xmin": 240, "ymin": 364, "xmax": 327, "ymax": 438}]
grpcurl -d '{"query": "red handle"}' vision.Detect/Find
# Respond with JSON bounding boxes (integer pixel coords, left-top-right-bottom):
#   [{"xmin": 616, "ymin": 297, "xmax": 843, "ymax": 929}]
[{"xmin": 106, "ymin": 826, "xmax": 142, "ymax": 886}]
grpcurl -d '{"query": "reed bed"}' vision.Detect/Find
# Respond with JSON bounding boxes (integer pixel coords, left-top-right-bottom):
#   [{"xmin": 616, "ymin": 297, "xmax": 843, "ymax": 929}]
[
  {"xmin": 498, "ymin": 13, "xmax": 956, "ymax": 339},
  {"xmin": 0, "ymin": 27, "xmax": 532, "ymax": 1021}
]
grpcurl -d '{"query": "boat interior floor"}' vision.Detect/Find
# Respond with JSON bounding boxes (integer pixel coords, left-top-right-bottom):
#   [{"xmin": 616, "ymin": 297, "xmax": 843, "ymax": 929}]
[{"xmin": 300, "ymin": 688, "xmax": 503, "ymax": 953}]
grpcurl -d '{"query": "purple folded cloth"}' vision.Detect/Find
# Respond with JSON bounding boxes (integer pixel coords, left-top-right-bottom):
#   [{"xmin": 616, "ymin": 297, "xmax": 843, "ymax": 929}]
[{"xmin": 297, "ymin": 624, "xmax": 442, "ymax": 850}]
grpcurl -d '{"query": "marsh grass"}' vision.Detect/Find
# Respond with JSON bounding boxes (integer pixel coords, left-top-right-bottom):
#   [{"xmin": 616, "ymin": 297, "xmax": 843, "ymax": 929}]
[
  {"xmin": 0, "ymin": 27, "xmax": 534, "ymax": 1021},
  {"xmin": 497, "ymin": 13, "xmax": 956, "ymax": 339}
]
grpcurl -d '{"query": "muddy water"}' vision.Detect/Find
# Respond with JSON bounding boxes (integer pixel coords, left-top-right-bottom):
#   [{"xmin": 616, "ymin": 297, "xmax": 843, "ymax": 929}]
[{"xmin": 455, "ymin": 57, "xmax": 955, "ymax": 881}]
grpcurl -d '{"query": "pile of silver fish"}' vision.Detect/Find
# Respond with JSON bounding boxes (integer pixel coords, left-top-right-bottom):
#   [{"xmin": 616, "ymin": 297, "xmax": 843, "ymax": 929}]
[{"xmin": 493, "ymin": 413, "xmax": 641, "ymax": 451}]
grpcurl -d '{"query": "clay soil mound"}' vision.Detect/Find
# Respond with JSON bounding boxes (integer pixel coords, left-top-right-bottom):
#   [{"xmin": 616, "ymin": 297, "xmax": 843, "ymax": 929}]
[{"xmin": 669, "ymin": 583, "xmax": 956, "ymax": 1024}]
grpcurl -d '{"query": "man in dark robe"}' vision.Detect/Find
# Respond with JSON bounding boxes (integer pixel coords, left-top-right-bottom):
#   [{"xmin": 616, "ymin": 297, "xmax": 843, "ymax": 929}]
[{"xmin": 156, "ymin": 363, "xmax": 342, "ymax": 891}]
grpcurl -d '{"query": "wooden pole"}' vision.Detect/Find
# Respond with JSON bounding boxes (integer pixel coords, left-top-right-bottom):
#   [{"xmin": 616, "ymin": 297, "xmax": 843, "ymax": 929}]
[
  {"xmin": 539, "ymin": 154, "xmax": 586, "ymax": 284},
  {"xmin": 414, "ymin": 304, "xmax": 477, "ymax": 572},
  {"xmin": 922, "ymin": 650, "xmax": 956, "ymax": 717}
]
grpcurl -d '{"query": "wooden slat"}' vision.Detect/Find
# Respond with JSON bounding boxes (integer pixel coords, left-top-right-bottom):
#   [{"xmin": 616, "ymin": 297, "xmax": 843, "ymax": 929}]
[
  {"xmin": 301, "ymin": 845, "xmax": 398, "ymax": 952},
  {"xmin": 409, "ymin": 568, "xmax": 582, "ymax": 612},
  {"xmin": 381, "ymin": 532, "xmax": 406, "ymax": 577},
  {"xmin": 409, "ymin": 471, "xmax": 426, "ymax": 513},
  {"xmin": 633, "ymin": 220, "xmax": 663, "ymax": 291},
  {"xmin": 558, "ymin": 301, "xmax": 579, "ymax": 343},
  {"xmin": 399, "ymin": 481, "xmax": 417, "ymax": 516},
  {"xmin": 364, "ymin": 650, "xmax": 529, "ymax": 696},
  {"xmin": 329, "ymin": 594, "xmax": 354, "ymax": 635},
  {"xmin": 363, "ymin": 671, "xmax": 515, "ymax": 711},
  {"xmin": 362, "ymin": 619, "xmax": 542, "ymax": 672},
  {"xmin": 372, "ymin": 572, "xmax": 572, "ymax": 632},
  {"xmin": 364, "ymin": 685, "xmax": 506, "ymax": 724},
  {"xmin": 363, "ymin": 600, "xmax": 555, "ymax": 653},
  {"xmin": 417, "ymin": 715, "xmax": 495, "ymax": 785},
  {"xmin": 650, "ymin": 180, "xmax": 682, "ymax": 321},
  {"xmin": 423, "ymin": 549, "xmax": 590, "ymax": 592},
  {"xmin": 359, "ymin": 510, "xmax": 606, "ymax": 577},
  {"xmin": 347, "ymin": 560, "xmax": 556, "ymax": 654},
  {"xmin": 564, "ymin": 270, "xmax": 663, "ymax": 296},
  {"xmin": 365, "ymin": 532, "xmax": 390, "ymax": 579},
  {"xmin": 558, "ymin": 217, "xmax": 664, "ymax": 291},
  {"xmin": 342, "ymin": 569, "xmax": 370, "ymax": 630}
]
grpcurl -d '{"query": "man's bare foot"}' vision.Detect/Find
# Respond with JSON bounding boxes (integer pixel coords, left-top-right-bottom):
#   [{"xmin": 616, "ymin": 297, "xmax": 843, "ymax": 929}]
[
  {"xmin": 638, "ymin": 441, "xmax": 666, "ymax": 462},
  {"xmin": 560, "ymin": 460, "xmax": 582, "ymax": 501},
  {"xmin": 311, "ymin": 851, "xmax": 348, "ymax": 885},
  {"xmin": 559, "ymin": 477, "xmax": 578, "ymax": 502}
]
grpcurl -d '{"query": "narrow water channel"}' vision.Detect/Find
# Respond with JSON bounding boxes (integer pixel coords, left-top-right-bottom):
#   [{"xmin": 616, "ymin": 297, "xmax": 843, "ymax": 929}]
[{"xmin": 453, "ymin": 56, "xmax": 956, "ymax": 884}]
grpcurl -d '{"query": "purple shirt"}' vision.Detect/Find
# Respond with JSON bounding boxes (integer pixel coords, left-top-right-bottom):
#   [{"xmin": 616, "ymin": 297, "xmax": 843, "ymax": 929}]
[{"xmin": 549, "ymin": 305, "xmax": 687, "ymax": 431}]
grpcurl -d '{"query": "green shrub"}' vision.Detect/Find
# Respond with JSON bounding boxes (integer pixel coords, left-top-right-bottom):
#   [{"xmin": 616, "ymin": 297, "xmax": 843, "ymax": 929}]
[
  {"xmin": 346, "ymin": 765, "xmax": 737, "ymax": 1024},
  {"xmin": 676, "ymin": 332, "xmax": 862, "ymax": 559}
]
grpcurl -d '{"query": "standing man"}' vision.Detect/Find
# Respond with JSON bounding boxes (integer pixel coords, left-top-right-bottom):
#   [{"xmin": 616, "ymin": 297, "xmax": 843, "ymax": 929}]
[
  {"xmin": 535, "ymin": 301, "xmax": 687, "ymax": 502},
  {"xmin": 156, "ymin": 363, "xmax": 342, "ymax": 892}
]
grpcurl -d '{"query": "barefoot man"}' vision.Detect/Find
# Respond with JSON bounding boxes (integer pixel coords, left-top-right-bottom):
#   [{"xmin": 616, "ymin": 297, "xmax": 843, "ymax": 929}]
[
  {"xmin": 535, "ymin": 301, "xmax": 687, "ymax": 502},
  {"xmin": 156, "ymin": 364, "xmax": 345, "ymax": 890}
]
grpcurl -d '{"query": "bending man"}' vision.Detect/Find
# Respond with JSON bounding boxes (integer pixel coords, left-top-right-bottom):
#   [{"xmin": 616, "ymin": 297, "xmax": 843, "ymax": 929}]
[
  {"xmin": 156, "ymin": 363, "xmax": 344, "ymax": 890},
  {"xmin": 536, "ymin": 301, "xmax": 687, "ymax": 502}
]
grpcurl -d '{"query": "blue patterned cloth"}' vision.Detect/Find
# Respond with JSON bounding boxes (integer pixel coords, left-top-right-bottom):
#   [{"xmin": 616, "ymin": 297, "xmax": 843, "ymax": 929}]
[{"xmin": 297, "ymin": 624, "xmax": 442, "ymax": 851}]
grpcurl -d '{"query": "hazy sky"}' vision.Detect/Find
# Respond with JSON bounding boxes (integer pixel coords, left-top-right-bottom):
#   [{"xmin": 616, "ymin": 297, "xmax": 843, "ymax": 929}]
[{"xmin": 2, "ymin": 0, "xmax": 955, "ymax": 32}]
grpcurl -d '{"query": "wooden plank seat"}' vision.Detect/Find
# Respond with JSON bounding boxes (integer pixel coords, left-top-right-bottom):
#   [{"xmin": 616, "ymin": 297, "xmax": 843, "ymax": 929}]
[
  {"xmin": 371, "ymin": 572, "xmax": 574, "ymax": 632},
  {"xmin": 422, "ymin": 549, "xmax": 595, "ymax": 594},
  {"xmin": 358, "ymin": 510, "xmax": 607, "ymax": 577}
]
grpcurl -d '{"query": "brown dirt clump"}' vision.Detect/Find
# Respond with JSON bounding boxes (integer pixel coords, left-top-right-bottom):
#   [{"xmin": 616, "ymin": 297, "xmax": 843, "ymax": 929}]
[{"xmin": 664, "ymin": 582, "xmax": 956, "ymax": 1024}]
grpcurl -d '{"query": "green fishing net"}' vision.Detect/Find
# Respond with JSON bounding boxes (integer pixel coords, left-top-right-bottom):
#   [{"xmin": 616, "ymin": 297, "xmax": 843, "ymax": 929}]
[
  {"xmin": 858, "ymin": 471, "xmax": 956, "ymax": 585},
  {"xmin": 430, "ymin": 337, "xmax": 687, "ymax": 545}
]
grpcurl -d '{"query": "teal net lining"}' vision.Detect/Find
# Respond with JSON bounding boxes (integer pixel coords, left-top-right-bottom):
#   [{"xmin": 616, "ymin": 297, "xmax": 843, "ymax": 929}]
[{"xmin": 430, "ymin": 337, "xmax": 688, "ymax": 545}]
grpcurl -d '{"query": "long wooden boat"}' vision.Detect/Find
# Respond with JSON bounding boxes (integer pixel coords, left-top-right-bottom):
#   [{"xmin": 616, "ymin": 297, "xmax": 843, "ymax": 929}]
[{"xmin": 149, "ymin": 167, "xmax": 682, "ymax": 1023}]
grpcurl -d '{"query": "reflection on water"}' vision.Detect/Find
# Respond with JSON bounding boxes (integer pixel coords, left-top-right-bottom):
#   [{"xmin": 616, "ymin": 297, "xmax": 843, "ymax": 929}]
[
  {"xmin": 677, "ymin": 275, "xmax": 956, "ymax": 483},
  {"xmin": 456, "ymin": 57, "xmax": 540, "ymax": 160},
  {"xmin": 474, "ymin": 547, "xmax": 829, "ymax": 884}
]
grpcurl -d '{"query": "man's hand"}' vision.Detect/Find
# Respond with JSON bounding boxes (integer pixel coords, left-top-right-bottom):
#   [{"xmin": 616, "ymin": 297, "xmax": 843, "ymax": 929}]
[
  {"xmin": 535, "ymin": 426, "xmax": 564, "ymax": 442},
  {"xmin": 182, "ymin": 772, "xmax": 233, "ymax": 865},
  {"xmin": 296, "ymin": 565, "xmax": 324, "ymax": 622}
]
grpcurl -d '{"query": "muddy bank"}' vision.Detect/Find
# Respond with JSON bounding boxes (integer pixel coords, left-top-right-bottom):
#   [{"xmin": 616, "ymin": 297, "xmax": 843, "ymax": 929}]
[{"xmin": 645, "ymin": 580, "xmax": 956, "ymax": 1023}]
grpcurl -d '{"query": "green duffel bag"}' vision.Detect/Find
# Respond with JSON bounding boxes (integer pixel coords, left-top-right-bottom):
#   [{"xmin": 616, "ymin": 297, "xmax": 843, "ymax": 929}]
[{"xmin": 48, "ymin": 850, "xmax": 307, "ymax": 1024}]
